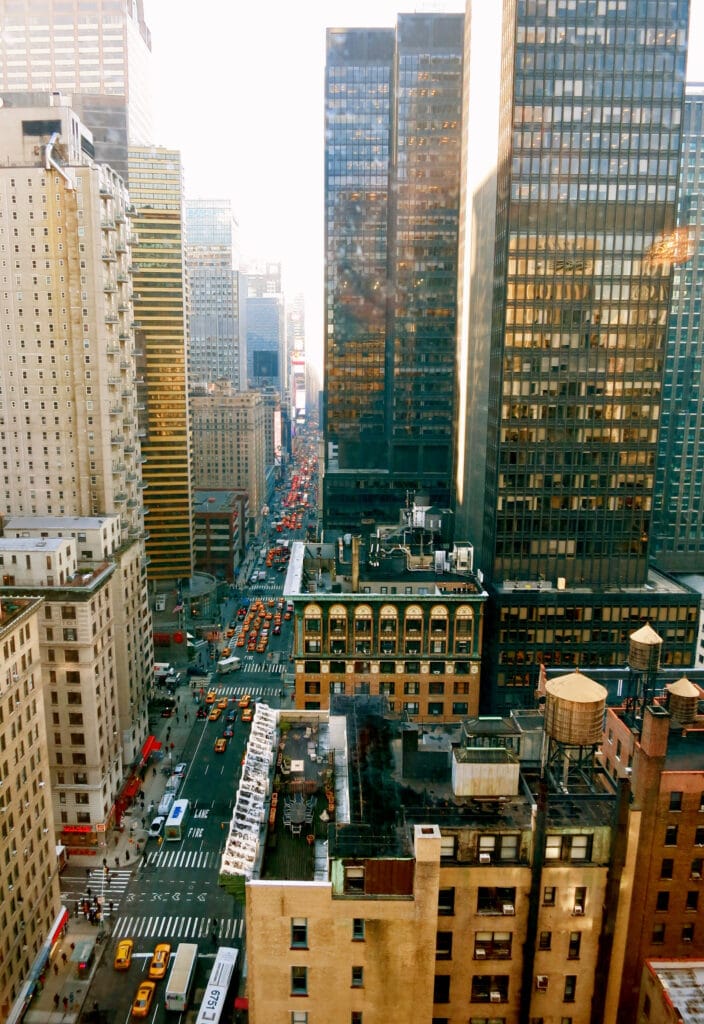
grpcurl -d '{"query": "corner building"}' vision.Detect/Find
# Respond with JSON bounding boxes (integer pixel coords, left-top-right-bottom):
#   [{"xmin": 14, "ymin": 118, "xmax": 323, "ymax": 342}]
[
  {"xmin": 324, "ymin": 15, "xmax": 463, "ymax": 531},
  {"xmin": 454, "ymin": 0, "xmax": 697, "ymax": 707}
]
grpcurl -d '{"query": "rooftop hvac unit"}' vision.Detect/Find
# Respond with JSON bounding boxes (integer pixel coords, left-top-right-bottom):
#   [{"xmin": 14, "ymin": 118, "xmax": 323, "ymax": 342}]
[
  {"xmin": 479, "ymin": 853, "xmax": 492, "ymax": 864},
  {"xmin": 490, "ymin": 991, "xmax": 502, "ymax": 1003},
  {"xmin": 536, "ymin": 975, "xmax": 549, "ymax": 992}
]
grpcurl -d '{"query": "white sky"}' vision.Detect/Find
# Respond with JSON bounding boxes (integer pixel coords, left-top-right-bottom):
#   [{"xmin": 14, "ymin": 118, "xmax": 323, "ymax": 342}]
[{"xmin": 145, "ymin": 0, "xmax": 704, "ymax": 364}]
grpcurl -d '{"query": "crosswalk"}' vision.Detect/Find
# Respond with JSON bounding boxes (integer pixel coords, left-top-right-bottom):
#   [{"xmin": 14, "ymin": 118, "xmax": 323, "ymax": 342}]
[
  {"xmin": 240, "ymin": 660, "xmax": 285, "ymax": 674},
  {"xmin": 211, "ymin": 683, "xmax": 282, "ymax": 701},
  {"xmin": 112, "ymin": 913, "xmax": 245, "ymax": 942},
  {"xmin": 143, "ymin": 848, "xmax": 220, "ymax": 870}
]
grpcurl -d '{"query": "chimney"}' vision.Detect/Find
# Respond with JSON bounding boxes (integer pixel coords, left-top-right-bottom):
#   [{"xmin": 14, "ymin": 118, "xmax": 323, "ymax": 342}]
[{"xmin": 351, "ymin": 535, "xmax": 360, "ymax": 593}]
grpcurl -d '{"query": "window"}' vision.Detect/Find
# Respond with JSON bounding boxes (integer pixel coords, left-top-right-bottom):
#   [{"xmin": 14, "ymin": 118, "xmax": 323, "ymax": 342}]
[
  {"xmin": 440, "ymin": 835, "xmax": 456, "ymax": 859},
  {"xmin": 474, "ymin": 932, "xmax": 512, "ymax": 960},
  {"xmin": 538, "ymin": 931, "xmax": 551, "ymax": 950},
  {"xmin": 479, "ymin": 835, "xmax": 519, "ymax": 863},
  {"xmin": 438, "ymin": 888, "xmax": 455, "ymax": 915},
  {"xmin": 436, "ymin": 932, "xmax": 453, "ymax": 960},
  {"xmin": 692, "ymin": 858, "xmax": 703, "ymax": 878},
  {"xmin": 695, "ymin": 827, "xmax": 704, "ymax": 846},
  {"xmin": 545, "ymin": 834, "xmax": 592, "ymax": 861},
  {"xmin": 564, "ymin": 976, "xmax": 576, "ymax": 1003},
  {"xmin": 661, "ymin": 858, "xmax": 674, "ymax": 879},
  {"xmin": 351, "ymin": 966, "xmax": 364, "ymax": 988},
  {"xmin": 291, "ymin": 967, "xmax": 307, "ymax": 996},
  {"xmin": 682, "ymin": 923, "xmax": 695, "ymax": 942},
  {"xmin": 670, "ymin": 791, "xmax": 683, "ymax": 811},
  {"xmin": 477, "ymin": 887, "xmax": 516, "ymax": 915},
  {"xmin": 291, "ymin": 1013, "xmax": 308, "ymax": 1024},
  {"xmin": 471, "ymin": 976, "xmax": 509, "ymax": 1003},
  {"xmin": 543, "ymin": 887, "xmax": 556, "ymax": 906},
  {"xmin": 433, "ymin": 975, "xmax": 450, "ymax": 1003},
  {"xmin": 651, "ymin": 923, "xmax": 665, "ymax": 944},
  {"xmin": 351, "ymin": 1014, "xmax": 363, "ymax": 1024},
  {"xmin": 664, "ymin": 825, "xmax": 678, "ymax": 846},
  {"xmin": 291, "ymin": 918, "xmax": 307, "ymax": 948},
  {"xmin": 686, "ymin": 891, "xmax": 699, "ymax": 911},
  {"xmin": 656, "ymin": 891, "xmax": 670, "ymax": 912},
  {"xmin": 352, "ymin": 918, "xmax": 365, "ymax": 941},
  {"xmin": 345, "ymin": 866, "xmax": 365, "ymax": 894},
  {"xmin": 567, "ymin": 932, "xmax": 581, "ymax": 959}
]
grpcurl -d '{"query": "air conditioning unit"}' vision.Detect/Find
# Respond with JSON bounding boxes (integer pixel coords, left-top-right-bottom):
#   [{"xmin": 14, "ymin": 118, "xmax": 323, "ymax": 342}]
[
  {"xmin": 479, "ymin": 853, "xmax": 492, "ymax": 864},
  {"xmin": 490, "ymin": 991, "xmax": 502, "ymax": 1003},
  {"xmin": 475, "ymin": 948, "xmax": 487, "ymax": 958},
  {"xmin": 535, "ymin": 975, "xmax": 549, "ymax": 992},
  {"xmin": 692, "ymin": 871, "xmax": 702, "ymax": 879},
  {"xmin": 573, "ymin": 904, "xmax": 585, "ymax": 916},
  {"xmin": 502, "ymin": 903, "xmax": 515, "ymax": 915}
]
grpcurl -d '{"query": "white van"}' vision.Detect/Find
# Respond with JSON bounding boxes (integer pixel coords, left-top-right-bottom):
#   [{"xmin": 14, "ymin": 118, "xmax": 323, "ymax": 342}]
[
  {"xmin": 158, "ymin": 792, "xmax": 175, "ymax": 817},
  {"xmin": 217, "ymin": 655, "xmax": 241, "ymax": 674},
  {"xmin": 154, "ymin": 661, "xmax": 175, "ymax": 677},
  {"xmin": 165, "ymin": 773, "xmax": 181, "ymax": 795}
]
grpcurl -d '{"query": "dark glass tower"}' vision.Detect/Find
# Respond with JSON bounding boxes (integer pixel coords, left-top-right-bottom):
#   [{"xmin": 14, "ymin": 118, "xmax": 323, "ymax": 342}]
[
  {"xmin": 653, "ymin": 84, "xmax": 704, "ymax": 571},
  {"xmin": 324, "ymin": 14, "xmax": 464, "ymax": 531},
  {"xmin": 455, "ymin": 0, "xmax": 698, "ymax": 707}
]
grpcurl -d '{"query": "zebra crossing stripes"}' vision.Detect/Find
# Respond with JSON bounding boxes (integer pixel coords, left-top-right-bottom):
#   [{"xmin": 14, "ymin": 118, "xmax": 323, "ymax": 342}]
[
  {"xmin": 112, "ymin": 914, "xmax": 245, "ymax": 941},
  {"xmin": 145, "ymin": 848, "xmax": 219, "ymax": 870}
]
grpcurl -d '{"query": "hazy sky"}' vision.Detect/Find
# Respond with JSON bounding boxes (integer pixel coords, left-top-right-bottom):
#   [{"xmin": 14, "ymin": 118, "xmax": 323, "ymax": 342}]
[{"xmin": 145, "ymin": 0, "xmax": 704, "ymax": 362}]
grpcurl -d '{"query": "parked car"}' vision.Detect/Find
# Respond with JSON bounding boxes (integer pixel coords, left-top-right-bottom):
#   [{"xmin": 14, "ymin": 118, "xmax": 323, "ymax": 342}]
[{"xmin": 173, "ymin": 762, "xmax": 187, "ymax": 777}]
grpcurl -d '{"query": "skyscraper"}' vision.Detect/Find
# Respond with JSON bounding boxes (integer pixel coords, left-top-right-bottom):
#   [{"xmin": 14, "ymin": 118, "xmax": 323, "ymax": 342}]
[
  {"xmin": 653, "ymin": 84, "xmax": 704, "ymax": 571},
  {"xmin": 129, "ymin": 146, "xmax": 194, "ymax": 583},
  {"xmin": 454, "ymin": 1, "xmax": 698, "ymax": 707},
  {"xmin": 323, "ymin": 14, "xmax": 464, "ymax": 532},
  {"xmin": 0, "ymin": 0, "xmax": 153, "ymax": 182},
  {"xmin": 185, "ymin": 199, "xmax": 241, "ymax": 389}
]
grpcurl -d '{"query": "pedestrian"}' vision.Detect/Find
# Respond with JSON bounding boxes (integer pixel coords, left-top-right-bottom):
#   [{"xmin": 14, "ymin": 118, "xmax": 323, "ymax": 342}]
[
  {"xmin": 69, "ymin": 991, "xmax": 74, "ymax": 1006},
  {"xmin": 114, "ymin": 856, "xmax": 119, "ymax": 868},
  {"xmin": 125, "ymin": 850, "xmax": 130, "ymax": 862},
  {"xmin": 109, "ymin": 900, "xmax": 114, "ymax": 914},
  {"xmin": 53, "ymin": 961, "xmax": 59, "ymax": 976},
  {"xmin": 61, "ymin": 951, "xmax": 67, "ymax": 966},
  {"xmin": 86, "ymin": 886, "xmax": 91, "ymax": 898},
  {"xmin": 153, "ymin": 766, "xmax": 157, "ymax": 777},
  {"xmin": 62, "ymin": 996, "xmax": 69, "ymax": 1012},
  {"xmin": 53, "ymin": 993, "xmax": 60, "ymax": 1010}
]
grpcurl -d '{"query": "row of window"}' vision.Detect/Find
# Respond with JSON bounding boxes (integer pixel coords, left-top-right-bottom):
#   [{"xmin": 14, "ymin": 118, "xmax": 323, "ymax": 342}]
[
  {"xmin": 439, "ymin": 886, "xmax": 588, "ymax": 916},
  {"xmin": 435, "ymin": 929, "xmax": 582, "ymax": 960},
  {"xmin": 302, "ymin": 659, "xmax": 475, "ymax": 675},
  {"xmin": 434, "ymin": 973, "xmax": 578, "ymax": 1004}
]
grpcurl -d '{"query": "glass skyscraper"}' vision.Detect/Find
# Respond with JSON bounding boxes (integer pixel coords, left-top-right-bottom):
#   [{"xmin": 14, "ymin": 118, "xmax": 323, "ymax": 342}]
[
  {"xmin": 324, "ymin": 14, "xmax": 464, "ymax": 531},
  {"xmin": 455, "ymin": 0, "xmax": 698, "ymax": 705}
]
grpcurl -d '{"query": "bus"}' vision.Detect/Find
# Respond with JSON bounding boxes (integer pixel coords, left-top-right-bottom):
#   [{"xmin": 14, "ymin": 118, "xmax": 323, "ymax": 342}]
[
  {"xmin": 165, "ymin": 942, "xmax": 198, "ymax": 1013},
  {"xmin": 194, "ymin": 947, "xmax": 238, "ymax": 1024},
  {"xmin": 164, "ymin": 798, "xmax": 189, "ymax": 841}
]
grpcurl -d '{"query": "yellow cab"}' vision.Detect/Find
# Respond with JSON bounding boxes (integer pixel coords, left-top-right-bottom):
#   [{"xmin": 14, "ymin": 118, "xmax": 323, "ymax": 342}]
[
  {"xmin": 114, "ymin": 938, "xmax": 133, "ymax": 971},
  {"xmin": 131, "ymin": 981, "xmax": 156, "ymax": 1018},
  {"xmin": 208, "ymin": 706, "xmax": 222, "ymax": 721},
  {"xmin": 148, "ymin": 943, "xmax": 171, "ymax": 980},
  {"xmin": 205, "ymin": 690, "xmax": 217, "ymax": 705}
]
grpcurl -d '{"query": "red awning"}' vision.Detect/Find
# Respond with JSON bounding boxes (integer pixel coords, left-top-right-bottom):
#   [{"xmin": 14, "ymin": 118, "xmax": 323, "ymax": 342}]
[
  {"xmin": 121, "ymin": 776, "xmax": 141, "ymax": 801},
  {"xmin": 49, "ymin": 907, "xmax": 69, "ymax": 946},
  {"xmin": 140, "ymin": 735, "xmax": 162, "ymax": 761}
]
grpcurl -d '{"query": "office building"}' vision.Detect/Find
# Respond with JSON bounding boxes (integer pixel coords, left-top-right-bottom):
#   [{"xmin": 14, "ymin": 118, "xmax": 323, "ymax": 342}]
[
  {"xmin": 128, "ymin": 146, "xmax": 194, "ymax": 583},
  {"xmin": 653, "ymin": 85, "xmax": 704, "ymax": 571},
  {"xmin": 0, "ymin": 102, "xmax": 152, "ymax": 761},
  {"xmin": 193, "ymin": 489, "xmax": 248, "ymax": 582},
  {"xmin": 453, "ymin": 1, "xmax": 696, "ymax": 707},
  {"xmin": 0, "ymin": 597, "xmax": 62, "ymax": 1021},
  {"xmin": 191, "ymin": 386, "xmax": 266, "ymax": 537},
  {"xmin": 185, "ymin": 199, "xmax": 241, "ymax": 389},
  {"xmin": 243, "ymin": 686, "xmax": 635, "ymax": 1024},
  {"xmin": 285, "ymin": 507, "xmax": 486, "ymax": 721},
  {"xmin": 0, "ymin": 0, "xmax": 153, "ymax": 183},
  {"xmin": 323, "ymin": 15, "xmax": 463, "ymax": 531}
]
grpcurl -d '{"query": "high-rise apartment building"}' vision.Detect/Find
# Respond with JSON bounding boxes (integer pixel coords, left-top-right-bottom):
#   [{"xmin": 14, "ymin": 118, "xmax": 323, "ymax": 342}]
[
  {"xmin": 454, "ymin": 1, "xmax": 698, "ymax": 707},
  {"xmin": 653, "ymin": 84, "xmax": 704, "ymax": 571},
  {"xmin": 323, "ymin": 15, "xmax": 464, "ymax": 532},
  {"xmin": 129, "ymin": 146, "xmax": 194, "ymax": 582},
  {"xmin": 0, "ymin": 598, "xmax": 62, "ymax": 1020},
  {"xmin": 0, "ymin": 102, "xmax": 152, "ymax": 759},
  {"xmin": 0, "ymin": 0, "xmax": 153, "ymax": 183},
  {"xmin": 185, "ymin": 199, "xmax": 241, "ymax": 388}
]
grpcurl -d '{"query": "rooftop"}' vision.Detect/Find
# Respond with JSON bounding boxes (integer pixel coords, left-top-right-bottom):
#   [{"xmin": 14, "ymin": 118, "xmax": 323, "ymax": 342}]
[{"xmin": 645, "ymin": 960, "xmax": 704, "ymax": 1024}]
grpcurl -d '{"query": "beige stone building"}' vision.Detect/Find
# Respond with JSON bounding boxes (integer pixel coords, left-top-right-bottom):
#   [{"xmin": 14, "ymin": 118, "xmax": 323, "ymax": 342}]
[
  {"xmin": 238, "ymin": 690, "xmax": 637, "ymax": 1024},
  {"xmin": 0, "ymin": 101, "xmax": 152, "ymax": 764},
  {"xmin": 0, "ymin": 597, "xmax": 62, "ymax": 1020},
  {"xmin": 191, "ymin": 385, "xmax": 267, "ymax": 536}
]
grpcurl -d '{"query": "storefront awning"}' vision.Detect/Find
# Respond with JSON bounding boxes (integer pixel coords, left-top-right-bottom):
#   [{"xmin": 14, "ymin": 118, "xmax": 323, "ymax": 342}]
[
  {"xmin": 140, "ymin": 735, "xmax": 162, "ymax": 761},
  {"xmin": 121, "ymin": 776, "xmax": 141, "ymax": 801},
  {"xmin": 49, "ymin": 906, "xmax": 69, "ymax": 946}
]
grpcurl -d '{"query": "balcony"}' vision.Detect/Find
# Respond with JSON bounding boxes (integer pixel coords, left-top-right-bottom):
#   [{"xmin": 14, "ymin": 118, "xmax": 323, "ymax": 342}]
[
  {"xmin": 109, "ymin": 405, "xmax": 122, "ymax": 416},
  {"xmin": 114, "ymin": 493, "xmax": 127, "ymax": 504},
  {"xmin": 104, "ymin": 314, "xmax": 118, "ymax": 324},
  {"xmin": 110, "ymin": 435, "xmax": 125, "ymax": 445},
  {"xmin": 101, "ymin": 250, "xmax": 116, "ymax": 262}
]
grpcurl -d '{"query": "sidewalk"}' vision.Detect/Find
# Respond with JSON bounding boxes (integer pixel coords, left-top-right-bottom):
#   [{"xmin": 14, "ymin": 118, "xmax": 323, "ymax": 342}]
[{"xmin": 25, "ymin": 689, "xmax": 196, "ymax": 1024}]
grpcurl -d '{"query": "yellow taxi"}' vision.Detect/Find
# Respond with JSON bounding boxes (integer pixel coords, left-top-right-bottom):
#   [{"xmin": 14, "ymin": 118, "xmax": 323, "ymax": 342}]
[
  {"xmin": 241, "ymin": 706, "xmax": 254, "ymax": 724},
  {"xmin": 217, "ymin": 697, "xmax": 229, "ymax": 709},
  {"xmin": 238, "ymin": 693, "xmax": 251, "ymax": 708},
  {"xmin": 114, "ymin": 938, "xmax": 133, "ymax": 971},
  {"xmin": 131, "ymin": 981, "xmax": 156, "ymax": 1018},
  {"xmin": 205, "ymin": 690, "xmax": 217, "ymax": 705},
  {"xmin": 148, "ymin": 943, "xmax": 171, "ymax": 980},
  {"xmin": 214, "ymin": 737, "xmax": 227, "ymax": 754},
  {"xmin": 208, "ymin": 706, "xmax": 222, "ymax": 721}
]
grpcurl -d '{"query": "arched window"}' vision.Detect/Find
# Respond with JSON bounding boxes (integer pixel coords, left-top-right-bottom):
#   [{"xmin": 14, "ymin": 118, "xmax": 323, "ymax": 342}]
[
  {"xmin": 429, "ymin": 604, "xmax": 449, "ymax": 654},
  {"xmin": 404, "ymin": 604, "xmax": 423, "ymax": 654},
  {"xmin": 328, "ymin": 603, "xmax": 347, "ymax": 655},
  {"xmin": 454, "ymin": 605, "xmax": 474, "ymax": 654},
  {"xmin": 379, "ymin": 605, "xmax": 398, "ymax": 655},
  {"xmin": 354, "ymin": 604, "xmax": 373, "ymax": 654}
]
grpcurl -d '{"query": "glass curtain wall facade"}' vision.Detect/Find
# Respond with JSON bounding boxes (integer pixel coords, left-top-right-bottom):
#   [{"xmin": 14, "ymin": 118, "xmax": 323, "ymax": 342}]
[
  {"xmin": 653, "ymin": 85, "xmax": 704, "ymax": 571},
  {"xmin": 324, "ymin": 16, "xmax": 463, "ymax": 532},
  {"xmin": 185, "ymin": 200, "xmax": 240, "ymax": 388},
  {"xmin": 455, "ymin": 0, "xmax": 695, "ymax": 708}
]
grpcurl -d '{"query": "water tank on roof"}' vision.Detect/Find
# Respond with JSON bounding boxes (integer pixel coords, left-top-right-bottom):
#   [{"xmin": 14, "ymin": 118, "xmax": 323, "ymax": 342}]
[
  {"xmin": 544, "ymin": 670, "xmax": 607, "ymax": 746},
  {"xmin": 666, "ymin": 676, "xmax": 700, "ymax": 726},
  {"xmin": 628, "ymin": 623, "xmax": 663, "ymax": 674}
]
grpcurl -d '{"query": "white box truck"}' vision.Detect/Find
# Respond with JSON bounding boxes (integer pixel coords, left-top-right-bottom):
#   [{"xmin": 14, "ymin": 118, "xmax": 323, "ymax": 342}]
[{"xmin": 217, "ymin": 655, "xmax": 241, "ymax": 674}]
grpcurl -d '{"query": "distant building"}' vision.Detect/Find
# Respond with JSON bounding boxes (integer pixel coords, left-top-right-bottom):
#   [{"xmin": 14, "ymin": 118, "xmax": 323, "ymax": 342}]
[
  {"xmin": 0, "ymin": 597, "xmax": 62, "ymax": 1022},
  {"xmin": 129, "ymin": 146, "xmax": 194, "ymax": 583},
  {"xmin": 285, "ymin": 503, "xmax": 486, "ymax": 722},
  {"xmin": 185, "ymin": 200, "xmax": 241, "ymax": 389},
  {"xmin": 193, "ymin": 489, "xmax": 248, "ymax": 582}
]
